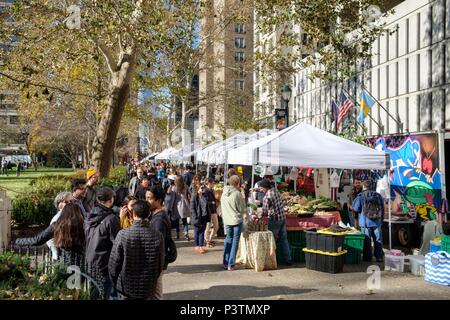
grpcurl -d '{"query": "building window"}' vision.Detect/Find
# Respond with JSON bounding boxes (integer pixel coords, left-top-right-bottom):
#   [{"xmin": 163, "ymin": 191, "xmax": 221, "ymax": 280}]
[
  {"xmin": 237, "ymin": 97, "xmax": 245, "ymax": 106},
  {"xmin": 236, "ymin": 65, "xmax": 246, "ymax": 78},
  {"xmin": 301, "ymin": 53, "xmax": 310, "ymax": 60},
  {"xmin": 9, "ymin": 115, "xmax": 19, "ymax": 125},
  {"xmin": 234, "ymin": 52, "xmax": 245, "ymax": 62},
  {"xmin": 235, "ymin": 37, "xmax": 246, "ymax": 48},
  {"xmin": 235, "ymin": 80, "xmax": 244, "ymax": 90},
  {"xmin": 235, "ymin": 23, "xmax": 245, "ymax": 34}
]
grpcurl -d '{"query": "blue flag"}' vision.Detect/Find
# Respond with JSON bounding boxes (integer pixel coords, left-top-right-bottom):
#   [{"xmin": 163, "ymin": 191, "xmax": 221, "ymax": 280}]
[
  {"xmin": 358, "ymin": 89, "xmax": 376, "ymax": 122},
  {"xmin": 331, "ymin": 99, "xmax": 339, "ymax": 123}
]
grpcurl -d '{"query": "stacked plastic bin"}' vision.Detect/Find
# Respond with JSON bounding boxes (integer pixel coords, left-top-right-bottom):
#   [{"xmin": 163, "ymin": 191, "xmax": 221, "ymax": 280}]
[
  {"xmin": 278, "ymin": 230, "xmax": 306, "ymax": 263},
  {"xmin": 303, "ymin": 231, "xmax": 347, "ymax": 273},
  {"xmin": 441, "ymin": 235, "xmax": 450, "ymax": 254},
  {"xmin": 343, "ymin": 233, "xmax": 365, "ymax": 264},
  {"xmin": 287, "ymin": 231, "xmax": 306, "ymax": 263}
]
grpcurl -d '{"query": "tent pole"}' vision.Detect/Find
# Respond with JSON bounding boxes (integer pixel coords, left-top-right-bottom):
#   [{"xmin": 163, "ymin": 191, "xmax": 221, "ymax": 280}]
[
  {"xmin": 294, "ymin": 167, "xmax": 297, "ymax": 194},
  {"xmin": 251, "ymin": 164, "xmax": 255, "ymax": 189},
  {"xmin": 388, "ymin": 169, "xmax": 392, "ymax": 250}
]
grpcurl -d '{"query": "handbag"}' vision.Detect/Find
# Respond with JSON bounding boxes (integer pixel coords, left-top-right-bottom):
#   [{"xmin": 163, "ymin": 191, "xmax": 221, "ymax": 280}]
[{"xmin": 425, "ymin": 251, "xmax": 450, "ymax": 286}]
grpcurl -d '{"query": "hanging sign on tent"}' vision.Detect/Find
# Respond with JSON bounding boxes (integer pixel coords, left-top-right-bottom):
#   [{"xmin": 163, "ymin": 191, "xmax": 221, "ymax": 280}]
[
  {"xmin": 290, "ymin": 167, "xmax": 299, "ymax": 181},
  {"xmin": 274, "ymin": 109, "xmax": 287, "ymax": 130},
  {"xmin": 330, "ymin": 170, "xmax": 340, "ymax": 188},
  {"xmin": 254, "ymin": 165, "xmax": 263, "ymax": 176}
]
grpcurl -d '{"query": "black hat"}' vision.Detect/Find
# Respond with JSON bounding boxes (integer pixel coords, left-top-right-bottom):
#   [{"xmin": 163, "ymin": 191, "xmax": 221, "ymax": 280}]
[{"xmin": 258, "ymin": 179, "xmax": 272, "ymax": 189}]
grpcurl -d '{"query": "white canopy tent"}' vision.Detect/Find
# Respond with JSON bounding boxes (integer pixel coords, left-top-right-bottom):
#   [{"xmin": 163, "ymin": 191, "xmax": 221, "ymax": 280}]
[
  {"xmin": 227, "ymin": 122, "xmax": 392, "ymax": 249},
  {"xmin": 168, "ymin": 144, "xmax": 201, "ymax": 162},
  {"xmin": 212, "ymin": 129, "xmax": 275, "ymax": 165},
  {"xmin": 155, "ymin": 147, "xmax": 178, "ymax": 160},
  {"xmin": 196, "ymin": 132, "xmax": 248, "ymax": 164},
  {"xmin": 140, "ymin": 152, "xmax": 159, "ymax": 163},
  {"xmin": 227, "ymin": 122, "xmax": 387, "ymax": 169},
  {"xmin": 208, "ymin": 133, "xmax": 250, "ymax": 165}
]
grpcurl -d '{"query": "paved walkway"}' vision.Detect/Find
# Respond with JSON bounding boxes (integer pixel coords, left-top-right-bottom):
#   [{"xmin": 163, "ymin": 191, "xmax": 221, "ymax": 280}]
[{"xmin": 163, "ymin": 236, "xmax": 450, "ymax": 300}]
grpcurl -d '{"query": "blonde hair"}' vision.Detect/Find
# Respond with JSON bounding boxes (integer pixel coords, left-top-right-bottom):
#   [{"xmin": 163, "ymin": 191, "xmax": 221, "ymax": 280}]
[{"xmin": 229, "ymin": 175, "xmax": 241, "ymax": 188}]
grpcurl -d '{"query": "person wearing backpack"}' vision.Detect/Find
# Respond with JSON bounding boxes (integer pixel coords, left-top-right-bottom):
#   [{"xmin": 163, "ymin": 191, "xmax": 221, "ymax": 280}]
[
  {"xmin": 146, "ymin": 185, "xmax": 177, "ymax": 300},
  {"xmin": 353, "ymin": 180, "xmax": 385, "ymax": 262}
]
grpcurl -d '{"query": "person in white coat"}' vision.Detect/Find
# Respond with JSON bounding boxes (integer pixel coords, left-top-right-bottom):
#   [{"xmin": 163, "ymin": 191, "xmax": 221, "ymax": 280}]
[{"xmin": 46, "ymin": 192, "xmax": 74, "ymax": 260}]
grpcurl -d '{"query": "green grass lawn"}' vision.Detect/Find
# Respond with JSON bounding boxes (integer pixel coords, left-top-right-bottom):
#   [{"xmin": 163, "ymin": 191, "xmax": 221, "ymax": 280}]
[{"xmin": 0, "ymin": 168, "xmax": 74, "ymax": 199}]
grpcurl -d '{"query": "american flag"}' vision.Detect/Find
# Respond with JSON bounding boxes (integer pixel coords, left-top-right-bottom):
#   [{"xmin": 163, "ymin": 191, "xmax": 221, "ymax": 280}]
[{"xmin": 337, "ymin": 90, "xmax": 354, "ymax": 128}]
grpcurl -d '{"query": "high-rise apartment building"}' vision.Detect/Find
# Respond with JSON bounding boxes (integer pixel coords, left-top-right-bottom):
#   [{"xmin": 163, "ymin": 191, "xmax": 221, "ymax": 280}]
[
  {"xmin": 198, "ymin": 0, "xmax": 254, "ymax": 144},
  {"xmin": 0, "ymin": 1, "xmax": 26, "ymax": 156},
  {"xmin": 253, "ymin": 19, "xmax": 313, "ymax": 128}
]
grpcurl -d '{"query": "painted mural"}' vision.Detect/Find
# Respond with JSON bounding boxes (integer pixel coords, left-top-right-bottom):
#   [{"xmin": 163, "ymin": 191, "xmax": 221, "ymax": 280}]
[{"xmin": 365, "ymin": 133, "xmax": 442, "ymax": 221}]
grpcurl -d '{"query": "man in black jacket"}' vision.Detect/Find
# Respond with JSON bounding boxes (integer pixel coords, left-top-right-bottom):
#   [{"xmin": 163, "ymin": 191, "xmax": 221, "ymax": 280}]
[
  {"xmin": 85, "ymin": 187, "xmax": 120, "ymax": 300},
  {"xmin": 146, "ymin": 185, "xmax": 172, "ymax": 300},
  {"xmin": 83, "ymin": 168, "xmax": 99, "ymax": 214},
  {"xmin": 109, "ymin": 200, "xmax": 165, "ymax": 300},
  {"xmin": 135, "ymin": 177, "xmax": 151, "ymax": 200}
]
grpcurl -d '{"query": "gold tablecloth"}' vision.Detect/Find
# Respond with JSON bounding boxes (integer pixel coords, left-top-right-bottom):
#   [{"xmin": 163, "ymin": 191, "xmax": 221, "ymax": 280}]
[{"xmin": 236, "ymin": 231, "xmax": 277, "ymax": 272}]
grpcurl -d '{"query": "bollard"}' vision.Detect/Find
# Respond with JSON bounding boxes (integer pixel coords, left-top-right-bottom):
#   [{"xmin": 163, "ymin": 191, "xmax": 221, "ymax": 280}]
[{"xmin": 0, "ymin": 190, "xmax": 12, "ymax": 250}]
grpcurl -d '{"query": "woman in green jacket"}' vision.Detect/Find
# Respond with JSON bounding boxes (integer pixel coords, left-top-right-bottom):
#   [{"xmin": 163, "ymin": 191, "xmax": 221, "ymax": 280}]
[{"xmin": 220, "ymin": 175, "xmax": 247, "ymax": 270}]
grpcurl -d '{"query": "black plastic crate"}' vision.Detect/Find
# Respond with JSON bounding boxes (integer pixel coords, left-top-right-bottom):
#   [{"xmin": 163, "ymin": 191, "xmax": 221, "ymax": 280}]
[
  {"xmin": 304, "ymin": 249, "xmax": 346, "ymax": 274},
  {"xmin": 305, "ymin": 231, "xmax": 344, "ymax": 253},
  {"xmin": 287, "ymin": 231, "xmax": 306, "ymax": 246}
]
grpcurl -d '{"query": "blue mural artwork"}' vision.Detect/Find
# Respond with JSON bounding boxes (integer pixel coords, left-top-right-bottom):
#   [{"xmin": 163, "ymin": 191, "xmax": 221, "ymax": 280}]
[{"xmin": 366, "ymin": 134, "xmax": 442, "ymax": 221}]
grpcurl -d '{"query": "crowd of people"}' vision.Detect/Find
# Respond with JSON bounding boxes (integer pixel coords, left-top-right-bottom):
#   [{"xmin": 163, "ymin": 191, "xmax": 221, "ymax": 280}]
[
  {"xmin": 12, "ymin": 159, "xmax": 294, "ymax": 299},
  {"xmin": 1, "ymin": 158, "xmax": 29, "ymax": 176},
  {"xmin": 13, "ymin": 158, "xmax": 386, "ymax": 299}
]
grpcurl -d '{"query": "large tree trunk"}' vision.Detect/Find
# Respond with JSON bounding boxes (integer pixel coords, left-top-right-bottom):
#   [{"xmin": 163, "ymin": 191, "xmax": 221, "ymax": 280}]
[
  {"xmin": 91, "ymin": 54, "xmax": 136, "ymax": 178},
  {"xmin": 24, "ymin": 135, "xmax": 38, "ymax": 171}
]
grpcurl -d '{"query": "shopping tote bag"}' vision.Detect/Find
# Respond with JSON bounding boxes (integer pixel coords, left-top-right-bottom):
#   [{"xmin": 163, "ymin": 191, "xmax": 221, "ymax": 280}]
[{"xmin": 425, "ymin": 251, "xmax": 450, "ymax": 286}]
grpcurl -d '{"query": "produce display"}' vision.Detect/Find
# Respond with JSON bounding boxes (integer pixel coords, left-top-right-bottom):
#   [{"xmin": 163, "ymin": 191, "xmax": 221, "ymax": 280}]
[
  {"xmin": 246, "ymin": 218, "xmax": 268, "ymax": 232},
  {"xmin": 281, "ymin": 193, "xmax": 339, "ymax": 218}
]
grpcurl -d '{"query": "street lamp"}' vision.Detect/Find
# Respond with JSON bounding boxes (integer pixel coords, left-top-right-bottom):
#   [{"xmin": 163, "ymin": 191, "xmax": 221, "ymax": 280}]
[{"xmin": 281, "ymin": 84, "xmax": 292, "ymax": 127}]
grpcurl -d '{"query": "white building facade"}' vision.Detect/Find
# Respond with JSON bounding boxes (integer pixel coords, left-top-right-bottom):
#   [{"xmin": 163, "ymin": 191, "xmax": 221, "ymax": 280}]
[{"xmin": 292, "ymin": 0, "xmax": 450, "ymax": 135}]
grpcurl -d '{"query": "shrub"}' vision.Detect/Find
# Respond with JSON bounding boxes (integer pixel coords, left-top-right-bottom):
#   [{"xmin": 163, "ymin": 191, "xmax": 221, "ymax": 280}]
[
  {"xmin": 12, "ymin": 166, "xmax": 126, "ymax": 227},
  {"xmin": 12, "ymin": 175, "xmax": 71, "ymax": 226},
  {"xmin": 99, "ymin": 165, "xmax": 126, "ymax": 187},
  {"xmin": 0, "ymin": 251, "xmax": 30, "ymax": 288},
  {"xmin": 11, "ymin": 197, "xmax": 39, "ymax": 227},
  {"xmin": 0, "ymin": 252, "xmax": 89, "ymax": 300}
]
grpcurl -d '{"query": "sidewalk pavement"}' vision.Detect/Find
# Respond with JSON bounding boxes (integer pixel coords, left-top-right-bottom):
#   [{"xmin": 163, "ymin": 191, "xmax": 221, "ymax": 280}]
[{"xmin": 163, "ymin": 235, "xmax": 450, "ymax": 300}]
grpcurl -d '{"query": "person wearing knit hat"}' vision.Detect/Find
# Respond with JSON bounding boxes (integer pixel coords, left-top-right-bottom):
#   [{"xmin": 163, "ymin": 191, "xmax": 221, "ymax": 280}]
[
  {"xmin": 86, "ymin": 168, "xmax": 98, "ymax": 180},
  {"xmin": 84, "ymin": 168, "xmax": 99, "ymax": 214}
]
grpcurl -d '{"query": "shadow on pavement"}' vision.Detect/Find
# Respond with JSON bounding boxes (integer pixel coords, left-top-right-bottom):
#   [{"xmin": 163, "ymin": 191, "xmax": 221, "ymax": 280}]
[
  {"xmin": 165, "ymin": 285, "xmax": 318, "ymax": 300},
  {"xmin": 166, "ymin": 264, "xmax": 225, "ymax": 274}
]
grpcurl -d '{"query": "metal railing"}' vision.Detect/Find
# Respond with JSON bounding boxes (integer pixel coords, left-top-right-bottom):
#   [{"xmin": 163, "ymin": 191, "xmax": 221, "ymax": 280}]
[{"xmin": 1, "ymin": 245, "xmax": 106, "ymax": 300}]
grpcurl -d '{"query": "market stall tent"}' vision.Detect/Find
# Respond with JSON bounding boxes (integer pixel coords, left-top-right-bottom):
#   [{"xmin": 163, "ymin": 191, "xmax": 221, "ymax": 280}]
[
  {"xmin": 196, "ymin": 132, "xmax": 249, "ymax": 163},
  {"xmin": 212, "ymin": 129, "xmax": 275, "ymax": 165},
  {"xmin": 208, "ymin": 133, "xmax": 251, "ymax": 165},
  {"xmin": 140, "ymin": 152, "xmax": 159, "ymax": 163},
  {"xmin": 168, "ymin": 144, "xmax": 200, "ymax": 162},
  {"xmin": 227, "ymin": 122, "xmax": 393, "ymax": 249},
  {"xmin": 155, "ymin": 147, "xmax": 178, "ymax": 160},
  {"xmin": 227, "ymin": 122, "xmax": 388, "ymax": 170}
]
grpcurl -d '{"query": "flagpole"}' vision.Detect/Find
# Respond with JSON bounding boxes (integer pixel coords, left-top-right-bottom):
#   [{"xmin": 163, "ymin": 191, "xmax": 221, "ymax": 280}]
[
  {"xmin": 361, "ymin": 85, "xmax": 403, "ymax": 132},
  {"xmin": 341, "ymin": 88, "xmax": 384, "ymax": 134}
]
